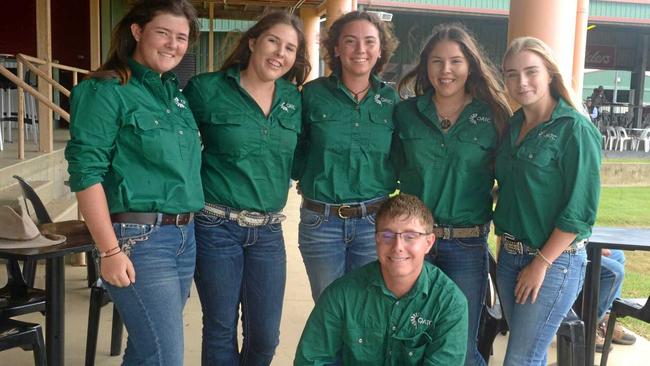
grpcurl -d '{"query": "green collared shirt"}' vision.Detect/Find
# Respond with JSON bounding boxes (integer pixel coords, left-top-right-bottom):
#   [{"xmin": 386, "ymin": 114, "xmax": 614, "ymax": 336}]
[
  {"xmin": 294, "ymin": 261, "xmax": 468, "ymax": 366},
  {"xmin": 65, "ymin": 59, "xmax": 204, "ymax": 214},
  {"xmin": 394, "ymin": 91, "xmax": 497, "ymax": 226},
  {"xmin": 494, "ymin": 98, "xmax": 602, "ymax": 248},
  {"xmin": 183, "ymin": 66, "xmax": 301, "ymax": 212},
  {"xmin": 293, "ymin": 73, "xmax": 398, "ymax": 203}
]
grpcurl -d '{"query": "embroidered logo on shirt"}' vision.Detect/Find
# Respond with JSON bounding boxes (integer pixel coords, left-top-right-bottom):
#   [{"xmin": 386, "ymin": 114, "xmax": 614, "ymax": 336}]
[
  {"xmin": 538, "ymin": 130, "xmax": 558, "ymax": 141},
  {"xmin": 409, "ymin": 312, "xmax": 432, "ymax": 328},
  {"xmin": 280, "ymin": 102, "xmax": 296, "ymax": 112},
  {"xmin": 469, "ymin": 113, "xmax": 491, "ymax": 125},
  {"xmin": 374, "ymin": 94, "xmax": 394, "ymax": 106},
  {"xmin": 174, "ymin": 97, "xmax": 187, "ymax": 109}
]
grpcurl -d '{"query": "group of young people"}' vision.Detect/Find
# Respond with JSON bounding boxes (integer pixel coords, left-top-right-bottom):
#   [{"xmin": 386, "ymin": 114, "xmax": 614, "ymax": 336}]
[{"xmin": 65, "ymin": 0, "xmax": 604, "ymax": 365}]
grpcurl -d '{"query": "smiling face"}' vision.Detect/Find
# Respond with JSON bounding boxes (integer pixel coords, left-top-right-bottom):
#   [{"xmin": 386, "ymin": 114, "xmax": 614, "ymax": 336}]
[
  {"xmin": 375, "ymin": 215, "xmax": 435, "ymax": 291},
  {"xmin": 503, "ymin": 50, "xmax": 553, "ymax": 108},
  {"xmin": 130, "ymin": 12, "xmax": 190, "ymax": 74},
  {"xmin": 246, "ymin": 23, "xmax": 298, "ymax": 83},
  {"xmin": 427, "ymin": 40, "xmax": 469, "ymax": 99},
  {"xmin": 334, "ymin": 20, "xmax": 381, "ymax": 78}
]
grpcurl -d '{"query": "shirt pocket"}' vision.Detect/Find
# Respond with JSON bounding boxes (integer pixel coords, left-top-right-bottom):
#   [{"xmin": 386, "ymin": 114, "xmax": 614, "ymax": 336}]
[
  {"xmin": 129, "ymin": 113, "xmax": 178, "ymax": 162},
  {"xmin": 398, "ymin": 127, "xmax": 445, "ymax": 168},
  {"xmin": 518, "ymin": 145, "xmax": 556, "ymax": 168},
  {"xmin": 342, "ymin": 327, "xmax": 384, "ymax": 364},
  {"xmin": 307, "ymin": 109, "xmax": 350, "ymax": 152},
  {"xmin": 206, "ymin": 112, "xmax": 251, "ymax": 157},
  {"xmin": 367, "ymin": 109, "xmax": 395, "ymax": 152},
  {"xmin": 456, "ymin": 129, "xmax": 495, "ymax": 169},
  {"xmin": 394, "ymin": 331, "xmax": 432, "ymax": 364},
  {"xmin": 177, "ymin": 118, "xmax": 200, "ymax": 161},
  {"xmin": 276, "ymin": 114, "xmax": 300, "ymax": 153}
]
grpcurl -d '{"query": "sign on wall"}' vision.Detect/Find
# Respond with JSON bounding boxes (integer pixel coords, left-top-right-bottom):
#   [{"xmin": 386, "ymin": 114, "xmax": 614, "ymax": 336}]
[{"xmin": 586, "ymin": 45, "xmax": 616, "ymax": 69}]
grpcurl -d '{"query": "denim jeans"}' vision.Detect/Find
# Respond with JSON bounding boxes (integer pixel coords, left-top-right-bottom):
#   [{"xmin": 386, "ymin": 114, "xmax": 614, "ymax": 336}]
[
  {"xmin": 598, "ymin": 249, "xmax": 626, "ymax": 321},
  {"xmin": 496, "ymin": 248, "xmax": 587, "ymax": 366},
  {"xmin": 427, "ymin": 234, "xmax": 488, "ymax": 366},
  {"xmin": 297, "ymin": 198, "xmax": 380, "ymax": 302},
  {"xmin": 103, "ymin": 220, "xmax": 196, "ymax": 366},
  {"xmin": 194, "ymin": 213, "xmax": 286, "ymax": 366}
]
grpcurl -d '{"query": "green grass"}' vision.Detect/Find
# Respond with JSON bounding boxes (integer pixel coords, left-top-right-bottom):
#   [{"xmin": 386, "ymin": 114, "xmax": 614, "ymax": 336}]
[{"xmin": 602, "ymin": 159, "xmax": 650, "ymax": 164}]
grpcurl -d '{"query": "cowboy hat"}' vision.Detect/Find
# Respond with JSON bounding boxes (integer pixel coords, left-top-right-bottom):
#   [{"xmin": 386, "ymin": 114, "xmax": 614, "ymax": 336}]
[{"xmin": 0, "ymin": 206, "xmax": 65, "ymax": 248}]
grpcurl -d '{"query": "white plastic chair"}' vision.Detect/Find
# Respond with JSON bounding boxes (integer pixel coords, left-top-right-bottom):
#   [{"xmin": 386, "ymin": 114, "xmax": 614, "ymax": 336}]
[
  {"xmin": 605, "ymin": 126, "xmax": 617, "ymax": 150},
  {"xmin": 615, "ymin": 126, "xmax": 633, "ymax": 151},
  {"xmin": 635, "ymin": 128, "xmax": 650, "ymax": 153}
]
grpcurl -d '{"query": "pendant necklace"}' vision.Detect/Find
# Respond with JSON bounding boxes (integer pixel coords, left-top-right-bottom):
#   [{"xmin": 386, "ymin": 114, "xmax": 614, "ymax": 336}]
[
  {"xmin": 350, "ymin": 83, "xmax": 371, "ymax": 102},
  {"xmin": 435, "ymin": 97, "xmax": 469, "ymax": 130}
]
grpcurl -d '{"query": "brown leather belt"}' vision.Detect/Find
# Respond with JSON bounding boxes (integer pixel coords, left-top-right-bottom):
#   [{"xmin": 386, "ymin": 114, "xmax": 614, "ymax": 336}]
[
  {"xmin": 500, "ymin": 233, "xmax": 586, "ymax": 255},
  {"xmin": 110, "ymin": 212, "xmax": 194, "ymax": 226},
  {"xmin": 302, "ymin": 198, "xmax": 386, "ymax": 219},
  {"xmin": 431, "ymin": 225, "xmax": 488, "ymax": 240}
]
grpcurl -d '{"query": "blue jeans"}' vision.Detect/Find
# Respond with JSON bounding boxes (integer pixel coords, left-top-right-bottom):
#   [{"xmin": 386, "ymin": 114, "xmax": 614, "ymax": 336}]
[
  {"xmin": 496, "ymin": 248, "xmax": 587, "ymax": 366},
  {"xmin": 427, "ymin": 234, "xmax": 488, "ymax": 366},
  {"xmin": 194, "ymin": 213, "xmax": 286, "ymax": 366},
  {"xmin": 104, "ymin": 221, "xmax": 196, "ymax": 366},
  {"xmin": 599, "ymin": 249, "xmax": 626, "ymax": 321},
  {"xmin": 298, "ymin": 198, "xmax": 380, "ymax": 302}
]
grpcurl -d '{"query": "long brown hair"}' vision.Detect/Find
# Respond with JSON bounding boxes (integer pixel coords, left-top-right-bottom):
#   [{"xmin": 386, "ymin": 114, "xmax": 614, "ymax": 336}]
[
  {"xmin": 502, "ymin": 37, "xmax": 584, "ymax": 114},
  {"xmin": 90, "ymin": 0, "xmax": 199, "ymax": 84},
  {"xmin": 321, "ymin": 11, "xmax": 399, "ymax": 75},
  {"xmin": 398, "ymin": 23, "xmax": 511, "ymax": 139},
  {"xmin": 220, "ymin": 11, "xmax": 311, "ymax": 86}
]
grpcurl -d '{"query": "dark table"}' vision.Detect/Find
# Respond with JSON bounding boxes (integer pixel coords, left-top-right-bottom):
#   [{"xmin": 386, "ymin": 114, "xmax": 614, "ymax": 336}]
[
  {"xmin": 0, "ymin": 234, "xmax": 94, "ymax": 366},
  {"xmin": 582, "ymin": 227, "xmax": 650, "ymax": 366}
]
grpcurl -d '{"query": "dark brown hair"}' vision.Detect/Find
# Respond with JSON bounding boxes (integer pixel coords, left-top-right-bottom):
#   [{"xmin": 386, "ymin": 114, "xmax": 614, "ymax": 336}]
[
  {"xmin": 321, "ymin": 11, "xmax": 399, "ymax": 75},
  {"xmin": 375, "ymin": 194, "xmax": 435, "ymax": 233},
  {"xmin": 398, "ymin": 23, "xmax": 511, "ymax": 139},
  {"xmin": 220, "ymin": 11, "xmax": 311, "ymax": 86},
  {"xmin": 90, "ymin": 0, "xmax": 199, "ymax": 84}
]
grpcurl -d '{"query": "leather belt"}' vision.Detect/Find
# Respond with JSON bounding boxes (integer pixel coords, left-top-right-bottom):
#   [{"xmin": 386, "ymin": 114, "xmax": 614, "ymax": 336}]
[
  {"xmin": 501, "ymin": 233, "xmax": 586, "ymax": 255},
  {"xmin": 110, "ymin": 212, "xmax": 194, "ymax": 226},
  {"xmin": 202, "ymin": 203, "xmax": 285, "ymax": 228},
  {"xmin": 302, "ymin": 198, "xmax": 386, "ymax": 219},
  {"xmin": 431, "ymin": 225, "xmax": 488, "ymax": 240}
]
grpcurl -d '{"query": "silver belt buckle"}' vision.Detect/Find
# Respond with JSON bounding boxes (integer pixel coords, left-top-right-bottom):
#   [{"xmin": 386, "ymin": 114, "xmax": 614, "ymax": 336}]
[
  {"xmin": 236, "ymin": 210, "xmax": 267, "ymax": 227},
  {"xmin": 443, "ymin": 227, "xmax": 452, "ymax": 240}
]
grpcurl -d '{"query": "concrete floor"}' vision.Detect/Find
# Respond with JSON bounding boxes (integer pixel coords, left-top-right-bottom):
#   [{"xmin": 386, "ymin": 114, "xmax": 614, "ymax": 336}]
[{"xmin": 3, "ymin": 190, "xmax": 649, "ymax": 365}]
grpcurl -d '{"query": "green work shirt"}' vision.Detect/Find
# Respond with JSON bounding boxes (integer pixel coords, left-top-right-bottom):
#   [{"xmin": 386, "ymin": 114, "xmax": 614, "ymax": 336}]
[
  {"xmin": 293, "ymin": 73, "xmax": 398, "ymax": 203},
  {"xmin": 394, "ymin": 90, "xmax": 497, "ymax": 226},
  {"xmin": 183, "ymin": 66, "xmax": 301, "ymax": 212},
  {"xmin": 493, "ymin": 98, "xmax": 602, "ymax": 248},
  {"xmin": 294, "ymin": 261, "xmax": 468, "ymax": 366},
  {"xmin": 65, "ymin": 59, "xmax": 204, "ymax": 214}
]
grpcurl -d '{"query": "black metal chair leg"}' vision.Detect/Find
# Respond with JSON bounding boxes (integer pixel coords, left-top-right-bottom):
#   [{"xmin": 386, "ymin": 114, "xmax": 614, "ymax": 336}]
[
  {"xmin": 600, "ymin": 311, "xmax": 618, "ymax": 366},
  {"xmin": 110, "ymin": 306, "xmax": 123, "ymax": 356},
  {"xmin": 85, "ymin": 286, "xmax": 103, "ymax": 366},
  {"xmin": 22, "ymin": 259, "xmax": 38, "ymax": 287},
  {"xmin": 32, "ymin": 325, "xmax": 46, "ymax": 366}
]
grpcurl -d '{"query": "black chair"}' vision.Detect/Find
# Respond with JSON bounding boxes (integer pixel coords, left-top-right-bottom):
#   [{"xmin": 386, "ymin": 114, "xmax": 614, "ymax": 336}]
[
  {"xmin": 600, "ymin": 296, "xmax": 650, "ymax": 366},
  {"xmin": 0, "ymin": 259, "xmax": 46, "ymax": 319},
  {"xmin": 85, "ymin": 277, "xmax": 124, "ymax": 366},
  {"xmin": 0, "ymin": 318, "xmax": 46, "ymax": 366},
  {"xmin": 478, "ymin": 250, "xmax": 509, "ymax": 364},
  {"xmin": 556, "ymin": 309, "xmax": 586, "ymax": 366}
]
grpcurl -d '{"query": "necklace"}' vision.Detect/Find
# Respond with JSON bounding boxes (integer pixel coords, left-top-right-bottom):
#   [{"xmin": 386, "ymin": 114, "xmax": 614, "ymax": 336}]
[
  {"xmin": 435, "ymin": 97, "xmax": 469, "ymax": 130},
  {"xmin": 349, "ymin": 83, "xmax": 371, "ymax": 102}
]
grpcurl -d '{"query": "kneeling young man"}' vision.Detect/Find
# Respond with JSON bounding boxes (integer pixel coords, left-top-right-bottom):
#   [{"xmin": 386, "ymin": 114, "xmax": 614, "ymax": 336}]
[{"xmin": 294, "ymin": 193, "xmax": 468, "ymax": 365}]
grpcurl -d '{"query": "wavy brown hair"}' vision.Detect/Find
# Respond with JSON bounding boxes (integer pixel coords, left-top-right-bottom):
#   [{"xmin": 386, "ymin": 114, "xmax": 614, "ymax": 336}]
[
  {"xmin": 322, "ymin": 11, "xmax": 399, "ymax": 75},
  {"xmin": 220, "ymin": 11, "xmax": 311, "ymax": 86},
  {"xmin": 90, "ymin": 0, "xmax": 199, "ymax": 84},
  {"xmin": 503, "ymin": 37, "xmax": 584, "ymax": 114},
  {"xmin": 398, "ymin": 23, "xmax": 511, "ymax": 139}
]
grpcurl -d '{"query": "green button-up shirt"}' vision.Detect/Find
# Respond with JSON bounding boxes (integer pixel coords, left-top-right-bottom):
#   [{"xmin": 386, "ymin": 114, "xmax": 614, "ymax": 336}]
[
  {"xmin": 293, "ymin": 73, "xmax": 398, "ymax": 203},
  {"xmin": 394, "ymin": 91, "xmax": 497, "ymax": 226},
  {"xmin": 494, "ymin": 98, "xmax": 602, "ymax": 248},
  {"xmin": 183, "ymin": 66, "xmax": 301, "ymax": 212},
  {"xmin": 294, "ymin": 261, "xmax": 468, "ymax": 366},
  {"xmin": 65, "ymin": 59, "xmax": 204, "ymax": 214}
]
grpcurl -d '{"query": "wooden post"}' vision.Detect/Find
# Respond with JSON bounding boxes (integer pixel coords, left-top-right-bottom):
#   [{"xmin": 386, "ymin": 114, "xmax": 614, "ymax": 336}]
[
  {"xmin": 572, "ymin": 0, "xmax": 589, "ymax": 99},
  {"xmin": 17, "ymin": 61, "xmax": 25, "ymax": 160},
  {"xmin": 208, "ymin": 2, "xmax": 215, "ymax": 72},
  {"xmin": 90, "ymin": 0, "xmax": 101, "ymax": 71},
  {"xmin": 300, "ymin": 7, "xmax": 320, "ymax": 82},
  {"xmin": 36, "ymin": 0, "xmax": 53, "ymax": 153}
]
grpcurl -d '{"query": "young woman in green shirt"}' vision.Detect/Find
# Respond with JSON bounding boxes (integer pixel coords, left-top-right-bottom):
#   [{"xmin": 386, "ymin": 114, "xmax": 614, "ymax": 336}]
[
  {"xmin": 393, "ymin": 24, "xmax": 511, "ymax": 366},
  {"xmin": 495, "ymin": 37, "xmax": 601, "ymax": 365},
  {"xmin": 65, "ymin": 1, "xmax": 202, "ymax": 364},
  {"xmin": 292, "ymin": 11, "xmax": 400, "ymax": 302},
  {"xmin": 183, "ymin": 12, "xmax": 310, "ymax": 366}
]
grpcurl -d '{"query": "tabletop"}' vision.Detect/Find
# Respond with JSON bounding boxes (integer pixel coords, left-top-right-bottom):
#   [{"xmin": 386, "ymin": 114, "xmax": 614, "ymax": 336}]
[
  {"xmin": 589, "ymin": 227, "xmax": 650, "ymax": 250},
  {"xmin": 0, "ymin": 233, "xmax": 94, "ymax": 260}
]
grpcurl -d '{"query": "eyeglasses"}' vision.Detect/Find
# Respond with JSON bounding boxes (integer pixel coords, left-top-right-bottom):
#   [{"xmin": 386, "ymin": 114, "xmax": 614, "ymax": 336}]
[{"xmin": 375, "ymin": 230, "xmax": 430, "ymax": 244}]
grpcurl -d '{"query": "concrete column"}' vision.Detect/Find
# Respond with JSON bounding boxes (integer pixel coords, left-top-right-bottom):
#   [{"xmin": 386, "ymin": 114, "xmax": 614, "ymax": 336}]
[
  {"xmin": 36, "ymin": 0, "xmax": 53, "ymax": 152},
  {"xmin": 572, "ymin": 0, "xmax": 589, "ymax": 99},
  {"xmin": 90, "ymin": 0, "xmax": 101, "ymax": 70},
  {"xmin": 508, "ymin": 0, "xmax": 578, "ymax": 93},
  {"xmin": 300, "ymin": 7, "xmax": 320, "ymax": 82},
  {"xmin": 208, "ymin": 2, "xmax": 215, "ymax": 72},
  {"xmin": 325, "ymin": 0, "xmax": 352, "ymax": 29},
  {"xmin": 631, "ymin": 35, "xmax": 648, "ymax": 127}
]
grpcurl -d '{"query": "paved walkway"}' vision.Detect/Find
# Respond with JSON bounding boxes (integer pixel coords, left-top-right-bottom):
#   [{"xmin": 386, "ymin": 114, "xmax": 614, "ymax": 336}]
[{"xmin": 2, "ymin": 190, "xmax": 649, "ymax": 365}]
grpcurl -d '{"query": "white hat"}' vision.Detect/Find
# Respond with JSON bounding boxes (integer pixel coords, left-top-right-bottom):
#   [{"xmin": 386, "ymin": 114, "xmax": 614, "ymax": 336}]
[{"xmin": 0, "ymin": 206, "xmax": 66, "ymax": 248}]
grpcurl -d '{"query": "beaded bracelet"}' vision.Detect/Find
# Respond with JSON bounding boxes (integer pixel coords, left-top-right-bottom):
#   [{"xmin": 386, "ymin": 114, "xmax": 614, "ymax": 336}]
[
  {"xmin": 97, "ymin": 245, "xmax": 120, "ymax": 258},
  {"xmin": 536, "ymin": 251, "xmax": 553, "ymax": 267}
]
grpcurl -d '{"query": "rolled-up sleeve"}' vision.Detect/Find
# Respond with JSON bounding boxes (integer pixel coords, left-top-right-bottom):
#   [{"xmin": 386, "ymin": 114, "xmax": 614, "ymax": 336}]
[
  {"xmin": 555, "ymin": 123, "xmax": 602, "ymax": 234},
  {"xmin": 65, "ymin": 80, "xmax": 121, "ymax": 192}
]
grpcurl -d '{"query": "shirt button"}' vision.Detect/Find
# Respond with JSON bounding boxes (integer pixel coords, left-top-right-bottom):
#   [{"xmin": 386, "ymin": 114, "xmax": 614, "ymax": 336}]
[
  {"xmin": 529, "ymin": 153, "xmax": 534, "ymax": 159},
  {"xmin": 166, "ymin": 109, "xmax": 171, "ymax": 113},
  {"xmin": 474, "ymin": 137, "xmax": 478, "ymax": 141},
  {"xmin": 322, "ymin": 114, "xmax": 327, "ymax": 118},
  {"xmin": 389, "ymin": 351, "xmax": 392, "ymax": 356},
  {"xmin": 409, "ymin": 351, "xmax": 413, "ymax": 357},
  {"xmin": 391, "ymin": 325, "xmax": 396, "ymax": 331},
  {"xmin": 358, "ymin": 338, "xmax": 363, "ymax": 343},
  {"xmin": 154, "ymin": 120, "xmax": 159, "ymax": 125},
  {"xmin": 395, "ymin": 301, "xmax": 400, "ymax": 306},
  {"xmin": 441, "ymin": 143, "xmax": 445, "ymax": 147},
  {"xmin": 355, "ymin": 123, "xmax": 359, "ymax": 127},
  {"xmin": 178, "ymin": 130, "xmax": 183, "ymax": 135}
]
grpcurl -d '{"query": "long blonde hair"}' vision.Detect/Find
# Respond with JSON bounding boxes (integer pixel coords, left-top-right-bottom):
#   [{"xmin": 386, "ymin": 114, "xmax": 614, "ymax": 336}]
[{"xmin": 502, "ymin": 37, "xmax": 584, "ymax": 114}]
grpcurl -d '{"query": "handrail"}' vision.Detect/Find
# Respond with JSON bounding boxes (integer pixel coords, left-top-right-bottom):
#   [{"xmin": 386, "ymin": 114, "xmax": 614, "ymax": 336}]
[
  {"xmin": 17, "ymin": 53, "xmax": 89, "ymax": 73},
  {"xmin": 16, "ymin": 54, "xmax": 71, "ymax": 97}
]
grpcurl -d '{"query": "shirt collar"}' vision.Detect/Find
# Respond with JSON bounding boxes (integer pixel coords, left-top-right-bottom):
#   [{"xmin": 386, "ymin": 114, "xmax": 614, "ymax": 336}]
[
  {"xmin": 128, "ymin": 58, "xmax": 177, "ymax": 86},
  {"xmin": 368, "ymin": 261, "xmax": 431, "ymax": 300},
  {"xmin": 328, "ymin": 71, "xmax": 386, "ymax": 93},
  {"xmin": 511, "ymin": 97, "xmax": 575, "ymax": 128}
]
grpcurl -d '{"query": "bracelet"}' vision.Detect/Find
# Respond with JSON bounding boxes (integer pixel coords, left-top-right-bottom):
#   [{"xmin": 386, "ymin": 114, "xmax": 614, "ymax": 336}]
[
  {"xmin": 536, "ymin": 251, "xmax": 553, "ymax": 267},
  {"xmin": 97, "ymin": 245, "xmax": 120, "ymax": 258},
  {"xmin": 102, "ymin": 248, "xmax": 122, "ymax": 259}
]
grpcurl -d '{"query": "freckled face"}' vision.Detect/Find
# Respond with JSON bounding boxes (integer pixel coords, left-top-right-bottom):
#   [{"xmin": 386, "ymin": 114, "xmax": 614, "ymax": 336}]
[
  {"xmin": 503, "ymin": 50, "xmax": 553, "ymax": 108},
  {"xmin": 130, "ymin": 13, "xmax": 190, "ymax": 73},
  {"xmin": 335, "ymin": 20, "xmax": 381, "ymax": 78}
]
